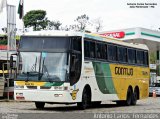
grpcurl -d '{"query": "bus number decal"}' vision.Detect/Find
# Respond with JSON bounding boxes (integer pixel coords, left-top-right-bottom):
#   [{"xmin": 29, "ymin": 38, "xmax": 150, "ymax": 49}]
[{"xmin": 142, "ymin": 71, "xmax": 148, "ymax": 76}]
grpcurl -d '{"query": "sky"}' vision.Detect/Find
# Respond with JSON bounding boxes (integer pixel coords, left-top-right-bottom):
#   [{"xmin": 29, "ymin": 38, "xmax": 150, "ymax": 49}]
[{"xmin": 0, "ymin": 0, "xmax": 160, "ymax": 34}]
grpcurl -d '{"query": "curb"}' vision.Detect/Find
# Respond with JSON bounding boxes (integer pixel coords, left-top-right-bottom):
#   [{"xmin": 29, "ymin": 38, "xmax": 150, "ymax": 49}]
[{"xmin": 0, "ymin": 99, "xmax": 32, "ymax": 103}]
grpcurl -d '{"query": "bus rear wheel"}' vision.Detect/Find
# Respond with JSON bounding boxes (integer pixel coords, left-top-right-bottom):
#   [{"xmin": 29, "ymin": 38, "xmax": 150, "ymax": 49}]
[
  {"xmin": 77, "ymin": 88, "xmax": 91, "ymax": 110},
  {"xmin": 131, "ymin": 90, "xmax": 138, "ymax": 105},
  {"xmin": 125, "ymin": 88, "xmax": 132, "ymax": 106},
  {"xmin": 116, "ymin": 88, "xmax": 132, "ymax": 106},
  {"xmin": 35, "ymin": 102, "xmax": 45, "ymax": 109}
]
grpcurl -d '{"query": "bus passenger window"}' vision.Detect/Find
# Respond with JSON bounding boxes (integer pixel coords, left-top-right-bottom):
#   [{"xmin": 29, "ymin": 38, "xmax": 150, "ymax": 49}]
[
  {"xmin": 118, "ymin": 47, "xmax": 127, "ymax": 62},
  {"xmin": 96, "ymin": 43, "xmax": 102, "ymax": 59},
  {"xmin": 143, "ymin": 51, "xmax": 149, "ymax": 65},
  {"xmin": 137, "ymin": 50, "xmax": 143, "ymax": 65},
  {"xmin": 128, "ymin": 49, "xmax": 136, "ymax": 64},
  {"xmin": 90, "ymin": 42, "xmax": 95, "ymax": 58},
  {"xmin": 84, "ymin": 41, "xmax": 90, "ymax": 58},
  {"xmin": 101, "ymin": 44, "xmax": 107, "ymax": 60},
  {"xmin": 108, "ymin": 45, "xmax": 117, "ymax": 61}
]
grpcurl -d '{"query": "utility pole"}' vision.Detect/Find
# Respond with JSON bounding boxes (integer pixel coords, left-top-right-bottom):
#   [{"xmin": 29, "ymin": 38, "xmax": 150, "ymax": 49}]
[{"xmin": 6, "ymin": 4, "xmax": 16, "ymax": 101}]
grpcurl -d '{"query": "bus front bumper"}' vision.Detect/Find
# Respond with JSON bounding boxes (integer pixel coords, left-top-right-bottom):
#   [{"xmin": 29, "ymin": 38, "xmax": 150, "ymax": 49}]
[{"xmin": 14, "ymin": 89, "xmax": 75, "ymax": 103}]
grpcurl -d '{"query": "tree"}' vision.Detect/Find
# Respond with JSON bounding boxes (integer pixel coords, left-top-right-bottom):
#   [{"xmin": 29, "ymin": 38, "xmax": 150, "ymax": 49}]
[
  {"xmin": 150, "ymin": 52, "xmax": 156, "ymax": 64},
  {"xmin": 23, "ymin": 10, "xmax": 49, "ymax": 31},
  {"xmin": 61, "ymin": 14, "xmax": 90, "ymax": 32},
  {"xmin": 0, "ymin": 35, "xmax": 7, "ymax": 45},
  {"xmin": 92, "ymin": 18, "xmax": 103, "ymax": 32},
  {"xmin": 74, "ymin": 14, "xmax": 89, "ymax": 31},
  {"xmin": 61, "ymin": 25, "xmax": 70, "ymax": 31},
  {"xmin": 48, "ymin": 20, "xmax": 62, "ymax": 30}
]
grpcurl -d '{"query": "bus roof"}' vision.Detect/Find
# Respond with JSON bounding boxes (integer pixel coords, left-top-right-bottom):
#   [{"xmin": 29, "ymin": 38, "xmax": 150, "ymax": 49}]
[
  {"xmin": 23, "ymin": 30, "xmax": 149, "ymax": 51},
  {"xmin": 85, "ymin": 33, "xmax": 149, "ymax": 51},
  {"xmin": 22, "ymin": 30, "xmax": 83, "ymax": 37}
]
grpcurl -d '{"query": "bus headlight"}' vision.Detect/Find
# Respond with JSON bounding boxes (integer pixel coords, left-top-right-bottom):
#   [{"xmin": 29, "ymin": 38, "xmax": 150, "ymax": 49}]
[{"xmin": 53, "ymin": 86, "xmax": 68, "ymax": 90}]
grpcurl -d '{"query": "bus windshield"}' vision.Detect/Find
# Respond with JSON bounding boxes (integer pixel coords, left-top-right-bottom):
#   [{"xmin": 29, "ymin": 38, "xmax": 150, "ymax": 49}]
[{"xmin": 17, "ymin": 52, "xmax": 68, "ymax": 82}]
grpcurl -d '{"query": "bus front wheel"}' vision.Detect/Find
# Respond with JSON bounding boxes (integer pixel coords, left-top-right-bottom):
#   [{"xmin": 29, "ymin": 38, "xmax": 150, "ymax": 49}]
[
  {"xmin": 77, "ymin": 88, "xmax": 91, "ymax": 110},
  {"xmin": 35, "ymin": 102, "xmax": 45, "ymax": 109}
]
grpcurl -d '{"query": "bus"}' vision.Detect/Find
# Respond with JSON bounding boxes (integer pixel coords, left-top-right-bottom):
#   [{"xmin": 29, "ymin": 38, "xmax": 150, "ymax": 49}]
[{"xmin": 13, "ymin": 31, "xmax": 150, "ymax": 109}]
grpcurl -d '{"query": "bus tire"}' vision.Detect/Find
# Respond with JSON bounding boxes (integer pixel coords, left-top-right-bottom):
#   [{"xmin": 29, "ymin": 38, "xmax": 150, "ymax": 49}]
[
  {"xmin": 35, "ymin": 102, "xmax": 45, "ymax": 109},
  {"xmin": 125, "ymin": 87, "xmax": 132, "ymax": 106},
  {"xmin": 77, "ymin": 87, "xmax": 91, "ymax": 110},
  {"xmin": 131, "ymin": 89, "xmax": 138, "ymax": 105}
]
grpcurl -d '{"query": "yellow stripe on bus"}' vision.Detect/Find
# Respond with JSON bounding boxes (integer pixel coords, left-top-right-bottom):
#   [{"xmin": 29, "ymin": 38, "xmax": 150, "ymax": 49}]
[{"xmin": 16, "ymin": 81, "xmax": 46, "ymax": 86}]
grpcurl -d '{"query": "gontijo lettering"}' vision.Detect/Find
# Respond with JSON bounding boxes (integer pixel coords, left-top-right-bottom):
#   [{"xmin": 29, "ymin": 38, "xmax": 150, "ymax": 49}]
[{"xmin": 115, "ymin": 67, "xmax": 133, "ymax": 76}]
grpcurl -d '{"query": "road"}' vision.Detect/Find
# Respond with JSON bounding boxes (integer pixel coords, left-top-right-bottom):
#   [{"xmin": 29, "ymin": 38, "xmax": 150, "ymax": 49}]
[{"xmin": 0, "ymin": 97, "xmax": 160, "ymax": 119}]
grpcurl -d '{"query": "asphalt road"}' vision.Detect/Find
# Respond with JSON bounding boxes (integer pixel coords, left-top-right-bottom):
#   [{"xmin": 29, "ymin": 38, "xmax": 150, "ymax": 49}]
[{"xmin": 0, "ymin": 97, "xmax": 160, "ymax": 119}]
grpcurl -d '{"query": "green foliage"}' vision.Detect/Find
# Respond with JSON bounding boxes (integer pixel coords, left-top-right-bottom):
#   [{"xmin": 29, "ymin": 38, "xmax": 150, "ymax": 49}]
[
  {"xmin": 0, "ymin": 39, "xmax": 7, "ymax": 45},
  {"xmin": 23, "ymin": 10, "xmax": 49, "ymax": 31},
  {"xmin": 48, "ymin": 21, "xmax": 62, "ymax": 30},
  {"xmin": 92, "ymin": 18, "xmax": 103, "ymax": 32},
  {"xmin": 74, "ymin": 14, "xmax": 89, "ymax": 31},
  {"xmin": 150, "ymin": 52, "xmax": 156, "ymax": 64},
  {"xmin": 0, "ymin": 35, "xmax": 7, "ymax": 45}
]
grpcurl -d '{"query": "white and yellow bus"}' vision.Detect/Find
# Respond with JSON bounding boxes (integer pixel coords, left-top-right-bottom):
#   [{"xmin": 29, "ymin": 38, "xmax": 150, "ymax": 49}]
[{"xmin": 14, "ymin": 31, "xmax": 150, "ymax": 109}]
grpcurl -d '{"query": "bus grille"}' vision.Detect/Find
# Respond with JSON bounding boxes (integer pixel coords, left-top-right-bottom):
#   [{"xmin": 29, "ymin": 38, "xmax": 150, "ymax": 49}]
[
  {"xmin": 40, "ymin": 86, "xmax": 51, "ymax": 89},
  {"xmin": 26, "ymin": 86, "xmax": 37, "ymax": 89}
]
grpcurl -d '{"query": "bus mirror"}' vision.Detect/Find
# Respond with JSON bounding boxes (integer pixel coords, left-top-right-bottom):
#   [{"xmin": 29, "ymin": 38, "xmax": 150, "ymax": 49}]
[{"xmin": 10, "ymin": 55, "xmax": 14, "ymax": 68}]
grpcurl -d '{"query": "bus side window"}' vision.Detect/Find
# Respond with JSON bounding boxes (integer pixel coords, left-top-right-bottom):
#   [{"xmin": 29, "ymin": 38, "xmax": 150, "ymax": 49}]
[
  {"xmin": 84, "ymin": 40, "xmax": 90, "ymax": 58},
  {"xmin": 101, "ymin": 44, "xmax": 107, "ymax": 60},
  {"xmin": 108, "ymin": 44, "xmax": 117, "ymax": 61},
  {"xmin": 96, "ymin": 43, "xmax": 102, "ymax": 59},
  {"xmin": 137, "ymin": 50, "xmax": 143, "ymax": 65},
  {"xmin": 118, "ymin": 46, "xmax": 127, "ymax": 63},
  {"xmin": 70, "ymin": 53, "xmax": 82, "ymax": 86},
  {"xmin": 128, "ymin": 49, "xmax": 136, "ymax": 64},
  {"xmin": 90, "ymin": 42, "xmax": 95, "ymax": 58},
  {"xmin": 143, "ymin": 51, "xmax": 149, "ymax": 66}
]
